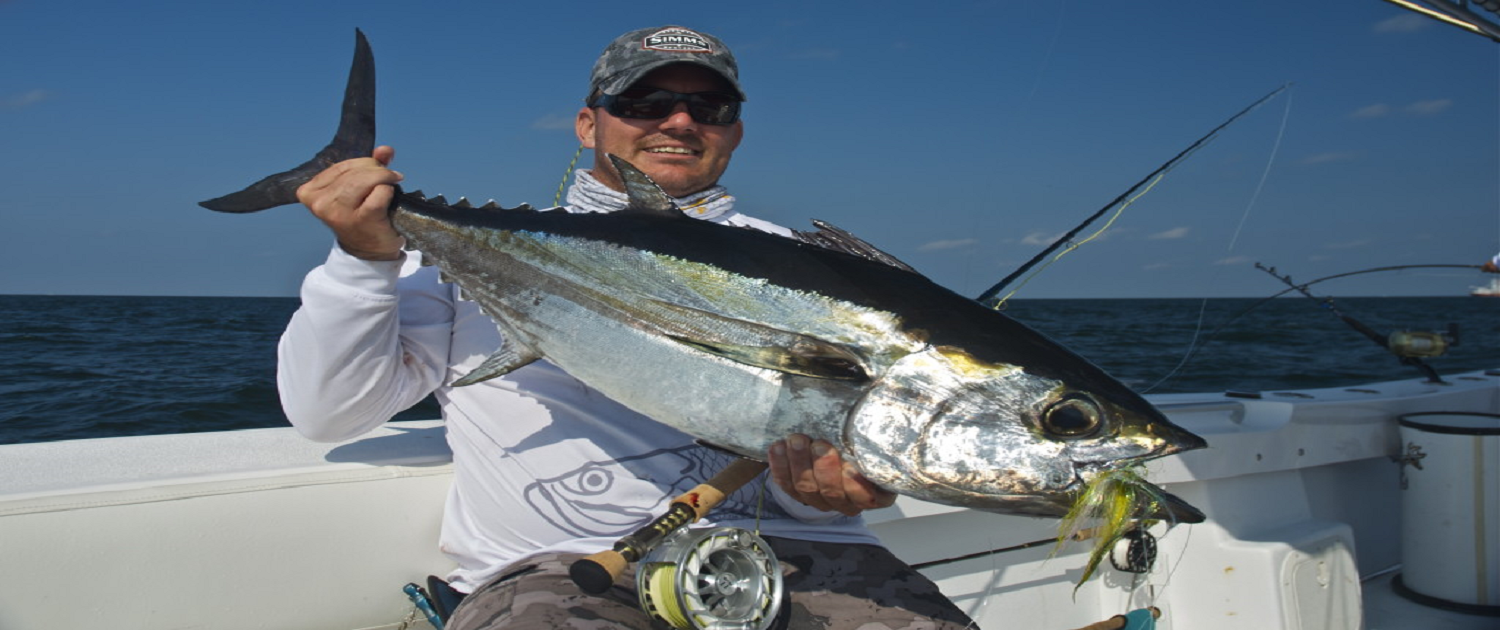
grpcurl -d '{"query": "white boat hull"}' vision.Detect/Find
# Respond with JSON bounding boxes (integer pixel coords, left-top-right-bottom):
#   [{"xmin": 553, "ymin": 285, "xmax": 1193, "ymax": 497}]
[{"xmin": 2, "ymin": 370, "xmax": 1496, "ymax": 630}]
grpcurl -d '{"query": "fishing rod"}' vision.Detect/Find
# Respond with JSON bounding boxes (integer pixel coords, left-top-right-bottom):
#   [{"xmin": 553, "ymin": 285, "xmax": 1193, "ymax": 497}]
[
  {"xmin": 1254, "ymin": 263, "xmax": 1460, "ymax": 384},
  {"xmin": 908, "ymin": 525, "xmax": 1156, "ymax": 573},
  {"xmin": 976, "ymin": 84, "xmax": 1290, "ymax": 308},
  {"xmin": 1146, "ymin": 263, "xmax": 1478, "ymax": 391},
  {"xmin": 1377, "ymin": 0, "xmax": 1500, "ymax": 43}
]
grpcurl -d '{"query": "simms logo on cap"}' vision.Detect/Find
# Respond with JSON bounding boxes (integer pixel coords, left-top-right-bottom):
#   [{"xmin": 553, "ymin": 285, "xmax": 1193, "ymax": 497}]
[{"xmin": 642, "ymin": 27, "xmax": 714, "ymax": 53}]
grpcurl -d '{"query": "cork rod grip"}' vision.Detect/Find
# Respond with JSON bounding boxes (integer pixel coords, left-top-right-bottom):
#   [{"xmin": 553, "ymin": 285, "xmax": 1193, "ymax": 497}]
[{"xmin": 570, "ymin": 458, "xmax": 769, "ymax": 594}]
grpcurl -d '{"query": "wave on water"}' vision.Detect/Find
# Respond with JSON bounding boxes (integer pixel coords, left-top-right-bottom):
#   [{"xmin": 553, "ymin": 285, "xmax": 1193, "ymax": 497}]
[{"xmin": 0, "ymin": 294, "xmax": 1493, "ymax": 444}]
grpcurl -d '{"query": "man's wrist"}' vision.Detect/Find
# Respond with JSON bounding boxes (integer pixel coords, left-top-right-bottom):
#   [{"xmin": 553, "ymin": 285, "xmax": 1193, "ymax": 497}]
[{"xmin": 338, "ymin": 240, "xmax": 405, "ymax": 261}]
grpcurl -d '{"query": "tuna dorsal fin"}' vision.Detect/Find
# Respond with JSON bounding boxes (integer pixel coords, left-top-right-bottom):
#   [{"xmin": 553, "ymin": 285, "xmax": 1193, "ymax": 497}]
[
  {"xmin": 793, "ymin": 220, "xmax": 919, "ymax": 273},
  {"xmin": 607, "ymin": 154, "xmax": 682, "ymax": 217},
  {"xmin": 451, "ymin": 338, "xmax": 542, "ymax": 386}
]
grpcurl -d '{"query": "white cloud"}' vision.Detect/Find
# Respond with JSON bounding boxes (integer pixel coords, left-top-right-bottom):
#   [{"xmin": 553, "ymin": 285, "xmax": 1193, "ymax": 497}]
[
  {"xmin": 1021, "ymin": 231, "xmax": 1065, "ymax": 246},
  {"xmin": 1149, "ymin": 227, "xmax": 1190, "ymax": 240},
  {"xmin": 918, "ymin": 238, "xmax": 978, "ymax": 252},
  {"xmin": 3, "ymin": 89, "xmax": 52, "ymax": 111},
  {"xmin": 1326, "ymin": 239, "xmax": 1373, "ymax": 250},
  {"xmin": 530, "ymin": 113, "xmax": 576, "ymax": 131},
  {"xmin": 1302, "ymin": 152, "xmax": 1359, "ymax": 165},
  {"xmin": 1374, "ymin": 14, "xmax": 1431, "ymax": 33},
  {"xmin": 1214, "ymin": 256, "xmax": 1252, "ymax": 266},
  {"xmin": 1406, "ymin": 99, "xmax": 1451, "ymax": 115},
  {"xmin": 788, "ymin": 48, "xmax": 841, "ymax": 60},
  {"xmin": 1353, "ymin": 100, "xmax": 1451, "ymax": 120}
]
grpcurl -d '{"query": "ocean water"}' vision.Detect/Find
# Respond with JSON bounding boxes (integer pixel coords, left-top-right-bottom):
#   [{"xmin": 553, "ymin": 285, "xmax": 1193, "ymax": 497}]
[{"xmin": 1, "ymin": 294, "xmax": 1494, "ymax": 445}]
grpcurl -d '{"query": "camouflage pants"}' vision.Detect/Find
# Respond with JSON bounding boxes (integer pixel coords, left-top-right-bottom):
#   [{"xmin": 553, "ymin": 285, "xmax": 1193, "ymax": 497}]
[{"xmin": 446, "ymin": 536, "xmax": 978, "ymax": 630}]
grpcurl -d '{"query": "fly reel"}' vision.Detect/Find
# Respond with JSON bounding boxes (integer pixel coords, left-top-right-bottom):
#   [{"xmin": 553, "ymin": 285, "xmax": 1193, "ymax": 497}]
[{"xmin": 636, "ymin": 526, "xmax": 783, "ymax": 630}]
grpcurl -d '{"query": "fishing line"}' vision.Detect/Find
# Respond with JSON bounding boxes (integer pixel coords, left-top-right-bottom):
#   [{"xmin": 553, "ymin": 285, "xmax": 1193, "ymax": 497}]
[
  {"xmin": 1139, "ymin": 522, "xmax": 1192, "ymax": 614},
  {"xmin": 1023, "ymin": 2, "xmax": 1068, "ymax": 108},
  {"xmin": 1141, "ymin": 264, "xmax": 1481, "ymax": 391},
  {"xmin": 1143, "ymin": 88, "xmax": 1295, "ymax": 394},
  {"xmin": 553, "ymin": 145, "xmax": 584, "ymax": 207},
  {"xmin": 992, "ymin": 173, "xmax": 1169, "ymax": 305},
  {"xmin": 956, "ymin": 534, "xmax": 1007, "ymax": 630},
  {"xmin": 957, "ymin": 1, "xmax": 1070, "ymax": 297},
  {"xmin": 1225, "ymin": 87, "xmax": 1293, "ymax": 251},
  {"xmin": 1493, "ymin": 45, "xmax": 1500, "ymax": 262},
  {"xmin": 1257, "ymin": 264, "xmax": 1482, "ymax": 295},
  {"xmin": 753, "ymin": 472, "xmax": 767, "ymax": 535},
  {"xmin": 978, "ymin": 83, "xmax": 1292, "ymax": 308}
]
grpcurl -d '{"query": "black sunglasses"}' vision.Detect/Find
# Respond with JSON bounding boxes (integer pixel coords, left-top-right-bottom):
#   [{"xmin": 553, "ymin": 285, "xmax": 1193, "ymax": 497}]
[{"xmin": 591, "ymin": 86, "xmax": 742, "ymax": 126}]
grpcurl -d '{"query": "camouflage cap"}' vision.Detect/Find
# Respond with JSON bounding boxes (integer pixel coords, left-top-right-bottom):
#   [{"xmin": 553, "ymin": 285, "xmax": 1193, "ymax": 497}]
[{"xmin": 587, "ymin": 26, "xmax": 745, "ymax": 102}]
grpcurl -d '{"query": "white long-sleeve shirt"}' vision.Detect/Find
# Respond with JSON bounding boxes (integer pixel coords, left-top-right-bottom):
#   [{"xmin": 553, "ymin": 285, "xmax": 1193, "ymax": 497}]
[{"xmin": 277, "ymin": 171, "xmax": 880, "ymax": 592}]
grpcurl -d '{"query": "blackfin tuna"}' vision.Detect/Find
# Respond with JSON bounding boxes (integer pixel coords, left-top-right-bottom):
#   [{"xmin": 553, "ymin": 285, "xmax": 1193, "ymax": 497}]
[{"xmin": 202, "ymin": 30, "xmax": 1207, "ymax": 522}]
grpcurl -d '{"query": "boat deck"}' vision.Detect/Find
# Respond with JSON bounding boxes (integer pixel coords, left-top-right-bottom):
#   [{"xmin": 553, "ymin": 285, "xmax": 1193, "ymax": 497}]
[{"xmin": 1363, "ymin": 571, "xmax": 1496, "ymax": 630}]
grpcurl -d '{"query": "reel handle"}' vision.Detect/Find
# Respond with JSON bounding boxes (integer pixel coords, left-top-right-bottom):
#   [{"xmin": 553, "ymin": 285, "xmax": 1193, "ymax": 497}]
[
  {"xmin": 571, "ymin": 458, "xmax": 769, "ymax": 594},
  {"xmin": 1069, "ymin": 607, "xmax": 1160, "ymax": 630}
]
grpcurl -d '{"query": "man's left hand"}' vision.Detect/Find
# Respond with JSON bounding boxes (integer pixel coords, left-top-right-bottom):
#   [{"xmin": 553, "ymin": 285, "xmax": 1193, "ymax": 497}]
[{"xmin": 768, "ymin": 434, "xmax": 896, "ymax": 516}]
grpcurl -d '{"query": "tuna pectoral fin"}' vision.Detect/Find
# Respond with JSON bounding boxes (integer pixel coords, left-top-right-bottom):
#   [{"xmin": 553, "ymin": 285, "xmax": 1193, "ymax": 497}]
[
  {"xmin": 452, "ymin": 339, "xmax": 542, "ymax": 387},
  {"xmin": 199, "ymin": 29, "xmax": 377, "ymax": 213},
  {"xmin": 642, "ymin": 300, "xmax": 869, "ymax": 381}
]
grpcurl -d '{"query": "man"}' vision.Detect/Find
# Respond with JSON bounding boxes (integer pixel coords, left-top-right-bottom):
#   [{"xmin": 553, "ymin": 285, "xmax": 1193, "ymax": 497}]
[{"xmin": 281, "ymin": 25, "xmax": 974, "ymax": 629}]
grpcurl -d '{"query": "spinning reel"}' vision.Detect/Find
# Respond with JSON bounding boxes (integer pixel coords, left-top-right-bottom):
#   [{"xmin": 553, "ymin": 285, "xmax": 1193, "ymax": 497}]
[{"xmin": 637, "ymin": 526, "xmax": 783, "ymax": 630}]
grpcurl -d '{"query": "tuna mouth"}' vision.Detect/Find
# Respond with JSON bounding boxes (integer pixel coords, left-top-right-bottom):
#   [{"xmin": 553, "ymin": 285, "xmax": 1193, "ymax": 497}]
[
  {"xmin": 1148, "ymin": 417, "xmax": 1209, "ymax": 455},
  {"xmin": 1162, "ymin": 429, "xmax": 1208, "ymax": 454},
  {"xmin": 1156, "ymin": 489, "xmax": 1206, "ymax": 523},
  {"xmin": 1070, "ymin": 418, "xmax": 1207, "ymax": 478},
  {"xmin": 1071, "ymin": 463, "xmax": 1206, "ymax": 524}
]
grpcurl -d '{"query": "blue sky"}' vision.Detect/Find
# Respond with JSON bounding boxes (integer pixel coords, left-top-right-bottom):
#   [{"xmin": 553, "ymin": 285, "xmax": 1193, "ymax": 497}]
[{"xmin": 3, "ymin": 0, "xmax": 1498, "ymax": 298}]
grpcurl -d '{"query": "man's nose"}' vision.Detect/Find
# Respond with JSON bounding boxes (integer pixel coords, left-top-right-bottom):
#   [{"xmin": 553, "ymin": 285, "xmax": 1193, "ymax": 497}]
[{"xmin": 658, "ymin": 104, "xmax": 698, "ymax": 130}]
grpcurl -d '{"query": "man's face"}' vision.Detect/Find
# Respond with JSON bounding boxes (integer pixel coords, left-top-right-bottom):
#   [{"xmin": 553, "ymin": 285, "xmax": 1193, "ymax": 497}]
[{"xmin": 576, "ymin": 63, "xmax": 744, "ymax": 198}]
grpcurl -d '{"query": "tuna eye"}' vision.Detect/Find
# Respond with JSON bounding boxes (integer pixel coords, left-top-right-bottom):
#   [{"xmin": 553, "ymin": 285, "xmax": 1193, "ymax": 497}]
[{"xmin": 1043, "ymin": 395, "xmax": 1102, "ymax": 438}]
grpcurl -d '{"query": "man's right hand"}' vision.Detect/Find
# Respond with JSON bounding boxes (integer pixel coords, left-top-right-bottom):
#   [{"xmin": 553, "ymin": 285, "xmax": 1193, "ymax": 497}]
[
  {"xmin": 768, "ymin": 433, "xmax": 896, "ymax": 517},
  {"xmin": 296, "ymin": 145, "xmax": 406, "ymax": 261}
]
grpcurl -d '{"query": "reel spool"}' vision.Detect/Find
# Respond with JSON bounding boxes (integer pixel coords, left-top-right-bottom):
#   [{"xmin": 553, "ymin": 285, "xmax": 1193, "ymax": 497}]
[
  {"xmin": 1109, "ymin": 526, "xmax": 1158, "ymax": 574},
  {"xmin": 636, "ymin": 527, "xmax": 783, "ymax": 630}
]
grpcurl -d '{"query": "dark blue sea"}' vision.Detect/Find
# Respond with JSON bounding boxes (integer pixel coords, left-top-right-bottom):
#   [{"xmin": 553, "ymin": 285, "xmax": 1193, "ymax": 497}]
[{"xmin": 1, "ymin": 295, "xmax": 1495, "ymax": 445}]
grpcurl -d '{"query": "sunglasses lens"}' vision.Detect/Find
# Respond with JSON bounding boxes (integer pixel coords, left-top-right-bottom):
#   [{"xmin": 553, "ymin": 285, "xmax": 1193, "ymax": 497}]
[
  {"xmin": 605, "ymin": 88, "xmax": 740, "ymax": 125},
  {"xmin": 687, "ymin": 93, "xmax": 740, "ymax": 125},
  {"xmin": 612, "ymin": 87, "xmax": 675, "ymax": 119}
]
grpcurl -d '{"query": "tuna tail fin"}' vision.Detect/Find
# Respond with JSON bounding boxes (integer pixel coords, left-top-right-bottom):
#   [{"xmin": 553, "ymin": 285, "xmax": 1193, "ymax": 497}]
[{"xmin": 199, "ymin": 29, "xmax": 377, "ymax": 213}]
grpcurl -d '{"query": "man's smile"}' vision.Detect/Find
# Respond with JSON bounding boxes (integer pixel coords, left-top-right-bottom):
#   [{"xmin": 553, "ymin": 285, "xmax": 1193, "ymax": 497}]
[{"xmin": 644, "ymin": 146, "xmax": 699, "ymax": 156}]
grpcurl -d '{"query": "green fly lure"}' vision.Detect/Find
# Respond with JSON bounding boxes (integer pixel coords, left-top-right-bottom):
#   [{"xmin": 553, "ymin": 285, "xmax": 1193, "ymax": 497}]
[{"xmin": 1054, "ymin": 466, "xmax": 1175, "ymax": 589}]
